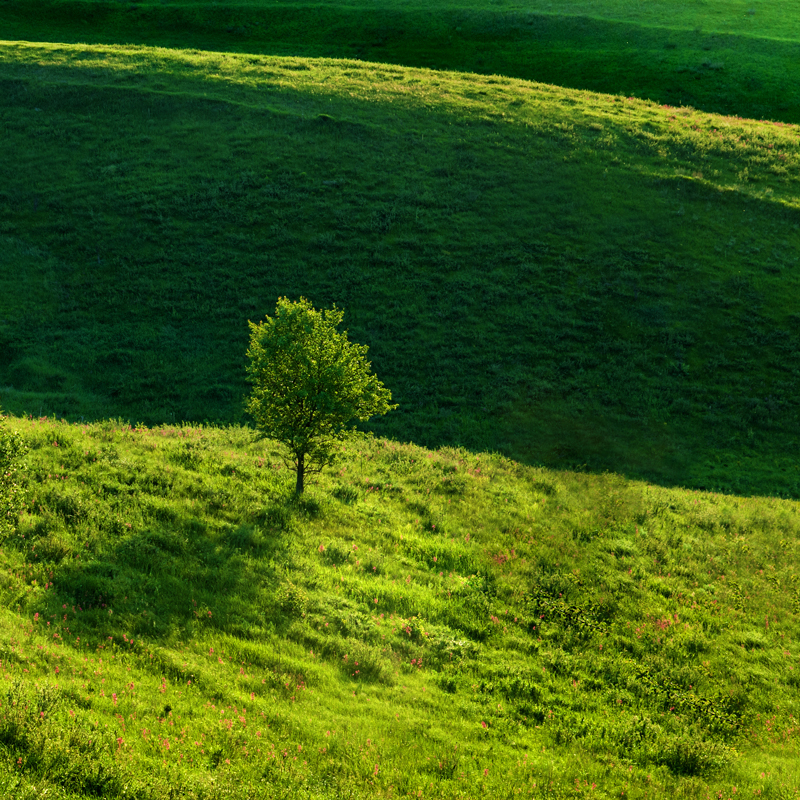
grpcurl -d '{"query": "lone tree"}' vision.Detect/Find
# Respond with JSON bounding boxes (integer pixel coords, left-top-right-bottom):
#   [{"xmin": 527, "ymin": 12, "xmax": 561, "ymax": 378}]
[{"xmin": 245, "ymin": 297, "xmax": 396, "ymax": 494}]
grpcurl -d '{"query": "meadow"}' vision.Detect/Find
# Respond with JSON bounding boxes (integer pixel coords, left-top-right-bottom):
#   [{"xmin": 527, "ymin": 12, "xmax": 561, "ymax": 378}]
[
  {"xmin": 2, "ymin": 0, "xmax": 800, "ymax": 124},
  {"xmin": 2, "ymin": 0, "xmax": 800, "ymax": 796},
  {"xmin": 1, "ymin": 415, "xmax": 800, "ymax": 799},
  {"xmin": 1, "ymin": 40, "xmax": 799, "ymax": 496}
]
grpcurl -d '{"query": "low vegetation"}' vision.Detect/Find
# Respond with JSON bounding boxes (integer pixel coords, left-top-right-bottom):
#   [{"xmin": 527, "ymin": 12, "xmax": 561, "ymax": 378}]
[
  {"xmin": 2, "ymin": 2, "xmax": 800, "ymax": 796},
  {"xmin": 1, "ymin": 42, "xmax": 799, "ymax": 496},
  {"xmin": 3, "ymin": 0, "xmax": 800, "ymax": 123},
  {"xmin": 1, "ymin": 415, "xmax": 800, "ymax": 798}
]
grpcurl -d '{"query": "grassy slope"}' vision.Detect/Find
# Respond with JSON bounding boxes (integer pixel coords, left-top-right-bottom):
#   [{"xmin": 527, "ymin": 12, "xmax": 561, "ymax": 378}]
[
  {"xmin": 2, "ymin": 5, "xmax": 800, "ymax": 798},
  {"xmin": 1, "ymin": 42, "xmax": 800, "ymax": 496},
  {"xmin": 2, "ymin": 0, "xmax": 800, "ymax": 124},
  {"xmin": 1, "ymin": 415, "xmax": 800, "ymax": 799}
]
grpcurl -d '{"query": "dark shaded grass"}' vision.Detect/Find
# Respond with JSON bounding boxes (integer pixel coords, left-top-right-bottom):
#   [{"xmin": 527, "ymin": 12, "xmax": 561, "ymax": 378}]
[{"xmin": 2, "ymin": 53, "xmax": 800, "ymax": 496}]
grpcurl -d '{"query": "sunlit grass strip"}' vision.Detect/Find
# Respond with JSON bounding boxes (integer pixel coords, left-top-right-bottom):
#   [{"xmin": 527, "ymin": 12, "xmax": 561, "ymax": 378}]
[{"xmin": 0, "ymin": 40, "xmax": 798, "ymax": 209}]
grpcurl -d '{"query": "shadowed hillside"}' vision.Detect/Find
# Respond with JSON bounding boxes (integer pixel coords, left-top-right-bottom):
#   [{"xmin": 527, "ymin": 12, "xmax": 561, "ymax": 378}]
[{"xmin": 1, "ymin": 43, "xmax": 800, "ymax": 497}]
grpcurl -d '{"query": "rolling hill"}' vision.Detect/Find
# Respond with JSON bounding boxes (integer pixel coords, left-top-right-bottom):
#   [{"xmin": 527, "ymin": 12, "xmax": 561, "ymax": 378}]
[
  {"xmin": 2, "ymin": 0, "xmax": 800, "ymax": 123},
  {"xmin": 1, "ymin": 41, "xmax": 799, "ymax": 496},
  {"xmin": 1, "ymin": 415, "xmax": 799, "ymax": 798},
  {"xmin": 2, "ymin": 3, "xmax": 800, "ymax": 797}
]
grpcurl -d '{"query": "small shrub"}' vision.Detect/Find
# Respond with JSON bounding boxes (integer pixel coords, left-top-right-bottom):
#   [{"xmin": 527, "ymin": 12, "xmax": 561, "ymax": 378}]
[
  {"xmin": 320, "ymin": 537, "xmax": 354, "ymax": 566},
  {"xmin": 335, "ymin": 607, "xmax": 379, "ymax": 642},
  {"xmin": 530, "ymin": 478, "xmax": 558, "ymax": 496},
  {"xmin": 277, "ymin": 580, "xmax": 308, "ymax": 618},
  {"xmin": 0, "ymin": 418, "xmax": 27, "ymax": 535},
  {"xmin": 340, "ymin": 640, "xmax": 388, "ymax": 683},
  {"xmin": 656, "ymin": 733, "xmax": 734, "ymax": 776},
  {"xmin": 167, "ymin": 440, "xmax": 213, "ymax": 471},
  {"xmin": 332, "ymin": 484, "xmax": 359, "ymax": 504},
  {"xmin": 40, "ymin": 486, "xmax": 89, "ymax": 525},
  {"xmin": 31, "ymin": 532, "xmax": 74, "ymax": 564},
  {"xmin": 427, "ymin": 627, "xmax": 480, "ymax": 665}
]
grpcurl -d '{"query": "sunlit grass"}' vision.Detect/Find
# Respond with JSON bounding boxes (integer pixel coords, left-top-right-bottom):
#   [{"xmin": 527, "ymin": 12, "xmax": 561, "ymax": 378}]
[
  {"xmin": 3, "ymin": 0, "xmax": 800, "ymax": 123},
  {"xmin": 1, "ymin": 414, "xmax": 800, "ymax": 797}
]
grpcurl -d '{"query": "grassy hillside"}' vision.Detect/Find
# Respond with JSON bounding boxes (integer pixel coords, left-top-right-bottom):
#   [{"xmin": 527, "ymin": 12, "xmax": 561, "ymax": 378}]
[
  {"xmin": 2, "ymin": 0, "xmax": 800, "ymax": 123},
  {"xmin": 1, "ymin": 414, "xmax": 800, "ymax": 799},
  {"xmin": 3, "ymin": 2, "xmax": 800, "ymax": 798},
  {"xmin": 1, "ymin": 41, "xmax": 800, "ymax": 497}
]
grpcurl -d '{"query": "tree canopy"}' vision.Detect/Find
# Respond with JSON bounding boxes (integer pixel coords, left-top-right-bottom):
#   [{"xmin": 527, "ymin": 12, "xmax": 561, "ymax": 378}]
[{"xmin": 245, "ymin": 297, "xmax": 396, "ymax": 493}]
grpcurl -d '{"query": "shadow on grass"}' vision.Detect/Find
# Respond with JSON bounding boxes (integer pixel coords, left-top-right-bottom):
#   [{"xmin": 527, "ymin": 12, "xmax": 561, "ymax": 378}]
[
  {"xmin": 1, "ymin": 60, "xmax": 799, "ymax": 499},
  {"xmin": 44, "ymin": 492, "xmax": 310, "ymax": 647}
]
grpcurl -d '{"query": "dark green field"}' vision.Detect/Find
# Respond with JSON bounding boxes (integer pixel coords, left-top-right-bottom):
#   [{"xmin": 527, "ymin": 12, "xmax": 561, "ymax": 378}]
[
  {"xmin": 1, "ymin": 38, "xmax": 800, "ymax": 496},
  {"xmin": 3, "ymin": 0, "xmax": 800, "ymax": 123}
]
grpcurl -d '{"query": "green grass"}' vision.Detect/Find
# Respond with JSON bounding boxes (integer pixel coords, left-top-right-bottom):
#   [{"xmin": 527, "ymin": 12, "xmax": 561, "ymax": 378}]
[
  {"xmin": 1, "ymin": 415, "xmax": 800, "ymax": 798},
  {"xmin": 2, "ymin": 7, "xmax": 800, "ymax": 795},
  {"xmin": 2, "ymin": 0, "xmax": 800, "ymax": 123},
  {"xmin": 1, "ymin": 41, "xmax": 800, "ymax": 497}
]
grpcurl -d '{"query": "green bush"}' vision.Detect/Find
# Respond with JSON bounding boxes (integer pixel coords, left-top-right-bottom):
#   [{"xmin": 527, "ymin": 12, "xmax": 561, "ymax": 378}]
[
  {"xmin": 340, "ymin": 639, "xmax": 389, "ymax": 683},
  {"xmin": 0, "ymin": 415, "xmax": 27, "ymax": 535},
  {"xmin": 656, "ymin": 733, "xmax": 735, "ymax": 776},
  {"xmin": 277, "ymin": 579, "xmax": 309, "ymax": 618}
]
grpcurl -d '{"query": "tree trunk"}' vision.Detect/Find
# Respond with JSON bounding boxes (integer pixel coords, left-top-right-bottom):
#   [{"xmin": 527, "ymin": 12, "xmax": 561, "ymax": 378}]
[{"xmin": 295, "ymin": 452, "xmax": 305, "ymax": 494}]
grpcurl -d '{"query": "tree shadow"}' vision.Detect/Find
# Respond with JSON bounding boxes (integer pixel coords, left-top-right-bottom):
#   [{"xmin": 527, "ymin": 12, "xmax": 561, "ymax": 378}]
[{"xmin": 43, "ymin": 491, "xmax": 307, "ymax": 648}]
